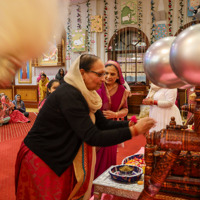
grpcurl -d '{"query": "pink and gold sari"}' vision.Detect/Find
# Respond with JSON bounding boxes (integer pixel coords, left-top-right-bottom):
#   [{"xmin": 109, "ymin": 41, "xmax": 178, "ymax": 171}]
[
  {"xmin": 95, "ymin": 60, "xmax": 129, "ymax": 179},
  {"xmin": 1, "ymin": 96, "xmax": 29, "ymax": 123}
]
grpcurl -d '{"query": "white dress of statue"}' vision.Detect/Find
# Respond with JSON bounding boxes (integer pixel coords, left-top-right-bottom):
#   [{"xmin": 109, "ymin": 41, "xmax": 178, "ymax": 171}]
[{"xmin": 147, "ymin": 85, "xmax": 182, "ymax": 132}]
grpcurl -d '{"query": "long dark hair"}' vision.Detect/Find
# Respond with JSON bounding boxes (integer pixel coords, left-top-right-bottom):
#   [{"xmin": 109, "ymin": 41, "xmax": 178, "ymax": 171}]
[
  {"xmin": 46, "ymin": 79, "xmax": 60, "ymax": 97},
  {"xmin": 80, "ymin": 54, "xmax": 100, "ymax": 71},
  {"xmin": 38, "ymin": 79, "xmax": 60, "ymax": 107},
  {"xmin": 58, "ymin": 68, "xmax": 64, "ymax": 76}
]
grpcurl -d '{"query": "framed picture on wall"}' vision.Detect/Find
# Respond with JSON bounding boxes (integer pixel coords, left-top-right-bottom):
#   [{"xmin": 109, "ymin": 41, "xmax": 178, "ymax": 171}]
[
  {"xmin": 38, "ymin": 40, "xmax": 58, "ymax": 66},
  {"xmin": 187, "ymin": 0, "xmax": 199, "ymax": 17},
  {"xmin": 91, "ymin": 15, "xmax": 103, "ymax": 32},
  {"xmin": 18, "ymin": 61, "xmax": 32, "ymax": 83},
  {"xmin": 121, "ymin": 0, "xmax": 137, "ymax": 25},
  {"xmin": 32, "ymin": 31, "xmax": 66, "ymax": 67},
  {"xmin": 71, "ymin": 29, "xmax": 86, "ymax": 52}
]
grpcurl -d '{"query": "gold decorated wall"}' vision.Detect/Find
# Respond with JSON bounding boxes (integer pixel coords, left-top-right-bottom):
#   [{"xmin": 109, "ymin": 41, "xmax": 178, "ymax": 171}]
[{"xmin": 0, "ymin": 85, "xmax": 38, "ymax": 108}]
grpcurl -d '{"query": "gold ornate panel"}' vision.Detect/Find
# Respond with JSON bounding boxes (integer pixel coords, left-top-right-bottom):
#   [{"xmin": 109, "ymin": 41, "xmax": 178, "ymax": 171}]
[
  {"xmin": 16, "ymin": 88, "xmax": 37, "ymax": 102},
  {"xmin": 14, "ymin": 85, "xmax": 38, "ymax": 108},
  {"xmin": 0, "ymin": 88, "xmax": 13, "ymax": 100}
]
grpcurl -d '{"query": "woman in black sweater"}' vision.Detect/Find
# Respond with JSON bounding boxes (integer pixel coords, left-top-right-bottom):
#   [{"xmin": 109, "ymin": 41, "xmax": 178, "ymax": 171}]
[{"xmin": 15, "ymin": 54, "xmax": 155, "ymax": 200}]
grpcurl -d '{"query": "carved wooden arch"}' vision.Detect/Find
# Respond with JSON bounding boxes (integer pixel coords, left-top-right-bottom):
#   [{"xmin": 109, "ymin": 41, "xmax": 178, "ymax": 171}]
[{"xmin": 175, "ymin": 20, "xmax": 200, "ymax": 36}]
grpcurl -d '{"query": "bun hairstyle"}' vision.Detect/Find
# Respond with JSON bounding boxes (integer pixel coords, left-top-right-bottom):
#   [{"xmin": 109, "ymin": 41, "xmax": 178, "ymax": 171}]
[{"xmin": 80, "ymin": 54, "xmax": 100, "ymax": 71}]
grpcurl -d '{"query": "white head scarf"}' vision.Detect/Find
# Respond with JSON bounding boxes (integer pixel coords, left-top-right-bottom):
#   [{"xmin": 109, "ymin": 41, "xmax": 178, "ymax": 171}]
[
  {"xmin": 64, "ymin": 55, "xmax": 102, "ymax": 123},
  {"xmin": 64, "ymin": 55, "xmax": 102, "ymax": 200}
]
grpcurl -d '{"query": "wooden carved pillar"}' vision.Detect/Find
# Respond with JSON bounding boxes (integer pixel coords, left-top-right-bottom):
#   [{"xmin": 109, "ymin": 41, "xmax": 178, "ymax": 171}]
[
  {"xmin": 144, "ymin": 143, "xmax": 156, "ymax": 185},
  {"xmin": 139, "ymin": 86, "xmax": 200, "ymax": 199},
  {"xmin": 57, "ymin": 44, "xmax": 62, "ymax": 66},
  {"xmin": 184, "ymin": 151, "xmax": 192, "ymax": 177},
  {"xmin": 138, "ymin": 150, "xmax": 180, "ymax": 200},
  {"xmin": 194, "ymin": 86, "xmax": 200, "ymax": 134},
  {"xmin": 32, "ymin": 58, "xmax": 38, "ymax": 67}
]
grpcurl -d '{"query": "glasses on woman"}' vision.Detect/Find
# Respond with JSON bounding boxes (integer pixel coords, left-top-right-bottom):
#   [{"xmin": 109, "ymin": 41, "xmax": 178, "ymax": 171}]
[{"xmin": 87, "ymin": 70, "xmax": 106, "ymax": 78}]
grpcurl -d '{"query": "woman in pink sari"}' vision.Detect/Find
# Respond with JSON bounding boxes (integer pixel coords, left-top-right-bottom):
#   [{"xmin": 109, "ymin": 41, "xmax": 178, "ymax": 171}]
[
  {"xmin": 0, "ymin": 100, "xmax": 11, "ymax": 126},
  {"xmin": 95, "ymin": 60, "xmax": 130, "ymax": 179},
  {"xmin": 1, "ymin": 95, "xmax": 29, "ymax": 123}
]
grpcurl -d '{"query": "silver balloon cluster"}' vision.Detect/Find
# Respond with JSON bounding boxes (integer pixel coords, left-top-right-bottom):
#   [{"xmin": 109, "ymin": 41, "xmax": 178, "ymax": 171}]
[{"xmin": 144, "ymin": 24, "xmax": 200, "ymax": 89}]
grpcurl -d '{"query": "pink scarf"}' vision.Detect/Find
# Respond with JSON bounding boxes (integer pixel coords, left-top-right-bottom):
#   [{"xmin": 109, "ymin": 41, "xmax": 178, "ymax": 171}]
[{"xmin": 97, "ymin": 60, "xmax": 128, "ymax": 112}]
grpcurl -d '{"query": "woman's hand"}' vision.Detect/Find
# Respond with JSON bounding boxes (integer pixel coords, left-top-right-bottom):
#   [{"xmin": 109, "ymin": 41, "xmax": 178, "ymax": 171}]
[
  {"xmin": 130, "ymin": 117, "xmax": 156, "ymax": 137},
  {"xmin": 102, "ymin": 110, "xmax": 117, "ymax": 119},
  {"xmin": 142, "ymin": 98, "xmax": 154, "ymax": 105},
  {"xmin": 129, "ymin": 115, "xmax": 137, "ymax": 126},
  {"xmin": 129, "ymin": 121, "xmax": 135, "ymax": 127}
]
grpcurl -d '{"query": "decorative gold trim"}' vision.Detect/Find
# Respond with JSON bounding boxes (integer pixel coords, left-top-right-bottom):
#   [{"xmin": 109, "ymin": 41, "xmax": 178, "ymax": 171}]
[{"xmin": 156, "ymin": 194, "xmax": 188, "ymax": 200}]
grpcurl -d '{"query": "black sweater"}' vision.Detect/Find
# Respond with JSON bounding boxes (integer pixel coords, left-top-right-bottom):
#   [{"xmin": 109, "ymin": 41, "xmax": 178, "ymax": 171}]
[{"xmin": 24, "ymin": 82, "xmax": 131, "ymax": 176}]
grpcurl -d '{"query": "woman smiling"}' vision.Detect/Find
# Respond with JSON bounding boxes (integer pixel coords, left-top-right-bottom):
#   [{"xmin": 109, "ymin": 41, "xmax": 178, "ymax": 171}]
[
  {"xmin": 95, "ymin": 60, "xmax": 130, "ymax": 179},
  {"xmin": 15, "ymin": 54, "xmax": 155, "ymax": 200}
]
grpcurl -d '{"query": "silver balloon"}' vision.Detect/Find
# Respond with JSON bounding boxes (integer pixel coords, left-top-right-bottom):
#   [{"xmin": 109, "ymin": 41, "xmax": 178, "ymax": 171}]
[
  {"xmin": 170, "ymin": 24, "xmax": 200, "ymax": 85},
  {"xmin": 144, "ymin": 37, "xmax": 186, "ymax": 88}
]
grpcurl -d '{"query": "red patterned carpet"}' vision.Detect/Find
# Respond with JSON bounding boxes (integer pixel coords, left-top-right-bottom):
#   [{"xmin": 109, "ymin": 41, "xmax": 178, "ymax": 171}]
[
  {"xmin": 0, "ymin": 112, "xmax": 145, "ymax": 200},
  {"xmin": 0, "ymin": 112, "xmax": 37, "ymax": 142},
  {"xmin": 0, "ymin": 112, "xmax": 37, "ymax": 200}
]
